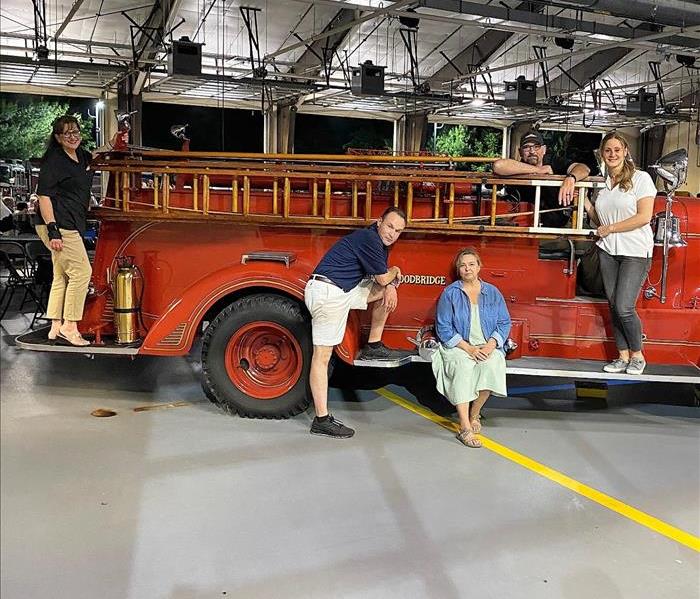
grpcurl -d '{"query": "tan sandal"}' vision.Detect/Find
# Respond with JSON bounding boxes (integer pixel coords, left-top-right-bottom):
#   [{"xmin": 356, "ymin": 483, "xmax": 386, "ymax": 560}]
[
  {"xmin": 456, "ymin": 428, "xmax": 482, "ymax": 448},
  {"xmin": 57, "ymin": 330, "xmax": 90, "ymax": 347},
  {"xmin": 470, "ymin": 414, "xmax": 482, "ymax": 434}
]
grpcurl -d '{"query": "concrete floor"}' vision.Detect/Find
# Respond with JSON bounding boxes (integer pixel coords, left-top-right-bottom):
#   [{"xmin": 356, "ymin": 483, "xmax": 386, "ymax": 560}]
[{"xmin": 1, "ymin": 310, "xmax": 699, "ymax": 599}]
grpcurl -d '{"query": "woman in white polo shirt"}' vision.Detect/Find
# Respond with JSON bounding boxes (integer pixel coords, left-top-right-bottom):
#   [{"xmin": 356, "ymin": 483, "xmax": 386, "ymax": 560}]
[{"xmin": 585, "ymin": 131, "xmax": 657, "ymax": 375}]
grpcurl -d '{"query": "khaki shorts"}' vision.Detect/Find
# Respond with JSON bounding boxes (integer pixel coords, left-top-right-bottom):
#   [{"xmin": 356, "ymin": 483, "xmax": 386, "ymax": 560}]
[{"xmin": 304, "ymin": 278, "xmax": 373, "ymax": 346}]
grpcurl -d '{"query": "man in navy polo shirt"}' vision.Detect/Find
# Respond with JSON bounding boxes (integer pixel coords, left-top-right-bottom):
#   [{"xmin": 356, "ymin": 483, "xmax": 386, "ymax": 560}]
[{"xmin": 304, "ymin": 206, "xmax": 406, "ymax": 438}]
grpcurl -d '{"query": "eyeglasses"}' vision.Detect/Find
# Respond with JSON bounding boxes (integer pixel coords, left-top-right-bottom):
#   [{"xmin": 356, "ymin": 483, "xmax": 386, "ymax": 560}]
[
  {"xmin": 521, "ymin": 144, "xmax": 541, "ymax": 152},
  {"xmin": 61, "ymin": 130, "xmax": 81, "ymax": 139}
]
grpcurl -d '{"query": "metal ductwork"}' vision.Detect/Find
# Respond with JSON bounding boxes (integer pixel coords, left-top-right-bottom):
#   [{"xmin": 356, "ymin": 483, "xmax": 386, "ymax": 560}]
[{"xmin": 553, "ymin": 1, "xmax": 700, "ymax": 29}]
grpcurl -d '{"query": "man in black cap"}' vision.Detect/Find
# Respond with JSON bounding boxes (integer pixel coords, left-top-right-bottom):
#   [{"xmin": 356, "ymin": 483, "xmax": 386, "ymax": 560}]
[{"xmin": 493, "ymin": 129, "xmax": 590, "ymax": 227}]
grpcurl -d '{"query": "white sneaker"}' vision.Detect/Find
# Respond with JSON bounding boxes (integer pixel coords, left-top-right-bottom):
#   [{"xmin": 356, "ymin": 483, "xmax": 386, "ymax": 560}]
[
  {"xmin": 603, "ymin": 358, "xmax": 629, "ymax": 373},
  {"xmin": 626, "ymin": 357, "xmax": 646, "ymax": 375}
]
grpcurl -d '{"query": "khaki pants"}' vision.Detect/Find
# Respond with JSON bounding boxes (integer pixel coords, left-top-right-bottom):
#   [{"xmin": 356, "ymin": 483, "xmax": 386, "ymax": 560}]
[{"xmin": 36, "ymin": 225, "xmax": 92, "ymax": 322}]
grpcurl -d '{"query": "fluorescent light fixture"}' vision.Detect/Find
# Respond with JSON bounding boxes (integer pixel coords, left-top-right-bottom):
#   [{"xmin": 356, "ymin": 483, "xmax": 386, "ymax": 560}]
[{"xmin": 589, "ymin": 33, "xmax": 624, "ymax": 42}]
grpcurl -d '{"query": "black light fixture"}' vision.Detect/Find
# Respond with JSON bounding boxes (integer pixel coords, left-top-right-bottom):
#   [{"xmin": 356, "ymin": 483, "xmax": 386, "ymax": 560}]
[
  {"xmin": 399, "ymin": 8, "xmax": 420, "ymax": 29},
  {"xmin": 414, "ymin": 81, "xmax": 430, "ymax": 95},
  {"xmin": 168, "ymin": 36, "xmax": 203, "ymax": 76},
  {"xmin": 554, "ymin": 37, "xmax": 574, "ymax": 50},
  {"xmin": 351, "ymin": 60, "xmax": 386, "ymax": 96},
  {"xmin": 34, "ymin": 45, "xmax": 49, "ymax": 61},
  {"xmin": 625, "ymin": 87, "xmax": 656, "ymax": 116},
  {"xmin": 504, "ymin": 75, "xmax": 537, "ymax": 107}
]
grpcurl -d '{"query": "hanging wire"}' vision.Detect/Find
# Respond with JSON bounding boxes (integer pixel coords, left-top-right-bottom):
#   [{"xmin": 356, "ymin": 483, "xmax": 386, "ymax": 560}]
[
  {"xmin": 220, "ymin": 0, "xmax": 225, "ymax": 151},
  {"xmin": 679, "ymin": 66, "xmax": 684, "ymax": 151},
  {"xmin": 385, "ymin": 15, "xmax": 390, "ymax": 71},
  {"xmin": 695, "ymin": 77, "xmax": 700, "ymax": 169}
]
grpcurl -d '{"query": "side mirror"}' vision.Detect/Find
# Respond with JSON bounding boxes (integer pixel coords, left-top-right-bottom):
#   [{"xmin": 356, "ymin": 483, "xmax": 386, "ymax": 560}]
[
  {"xmin": 650, "ymin": 149, "xmax": 688, "ymax": 192},
  {"xmin": 170, "ymin": 124, "xmax": 189, "ymax": 140}
]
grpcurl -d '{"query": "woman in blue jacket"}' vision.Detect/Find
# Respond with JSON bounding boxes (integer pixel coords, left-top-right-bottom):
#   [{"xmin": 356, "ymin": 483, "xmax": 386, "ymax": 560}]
[{"xmin": 432, "ymin": 248, "xmax": 511, "ymax": 448}]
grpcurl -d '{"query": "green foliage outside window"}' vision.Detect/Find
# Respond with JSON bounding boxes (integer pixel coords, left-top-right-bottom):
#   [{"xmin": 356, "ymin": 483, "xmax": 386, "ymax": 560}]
[
  {"xmin": 0, "ymin": 99, "xmax": 96, "ymax": 160},
  {"xmin": 427, "ymin": 125, "xmax": 502, "ymax": 171}
]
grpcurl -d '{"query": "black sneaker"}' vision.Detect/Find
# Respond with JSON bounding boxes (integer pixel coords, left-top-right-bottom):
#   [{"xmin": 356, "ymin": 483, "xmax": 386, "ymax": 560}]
[
  {"xmin": 357, "ymin": 342, "xmax": 405, "ymax": 360},
  {"xmin": 310, "ymin": 415, "xmax": 355, "ymax": 439}
]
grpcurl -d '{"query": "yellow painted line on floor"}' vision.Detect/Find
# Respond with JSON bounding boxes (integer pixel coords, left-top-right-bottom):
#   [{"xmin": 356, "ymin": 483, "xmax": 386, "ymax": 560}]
[{"xmin": 376, "ymin": 387, "xmax": 700, "ymax": 552}]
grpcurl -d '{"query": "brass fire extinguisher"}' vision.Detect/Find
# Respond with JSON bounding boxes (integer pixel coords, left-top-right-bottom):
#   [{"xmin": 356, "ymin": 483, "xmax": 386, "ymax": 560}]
[{"xmin": 112, "ymin": 255, "xmax": 143, "ymax": 344}]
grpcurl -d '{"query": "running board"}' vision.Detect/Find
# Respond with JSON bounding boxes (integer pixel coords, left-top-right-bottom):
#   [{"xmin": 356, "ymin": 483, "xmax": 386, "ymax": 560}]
[
  {"xmin": 353, "ymin": 354, "xmax": 700, "ymax": 384},
  {"xmin": 15, "ymin": 327, "xmax": 141, "ymax": 356}
]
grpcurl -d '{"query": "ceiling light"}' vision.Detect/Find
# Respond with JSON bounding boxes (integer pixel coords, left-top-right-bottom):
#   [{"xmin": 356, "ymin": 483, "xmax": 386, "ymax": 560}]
[
  {"xmin": 677, "ymin": 55, "xmax": 696, "ymax": 68},
  {"xmin": 504, "ymin": 76, "xmax": 537, "ymax": 107},
  {"xmin": 589, "ymin": 34, "xmax": 624, "ymax": 42},
  {"xmin": 626, "ymin": 88, "xmax": 656, "ymax": 116},
  {"xmin": 34, "ymin": 45, "xmax": 49, "ymax": 61}
]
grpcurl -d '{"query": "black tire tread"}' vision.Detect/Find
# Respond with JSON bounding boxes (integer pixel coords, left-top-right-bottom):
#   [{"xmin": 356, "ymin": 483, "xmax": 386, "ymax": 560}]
[{"xmin": 201, "ymin": 294, "xmax": 311, "ymax": 419}]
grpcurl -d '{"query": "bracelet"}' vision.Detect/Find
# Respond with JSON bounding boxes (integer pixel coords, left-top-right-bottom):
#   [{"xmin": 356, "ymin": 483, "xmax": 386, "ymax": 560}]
[
  {"xmin": 47, "ymin": 222, "xmax": 62, "ymax": 241},
  {"xmin": 390, "ymin": 278, "xmax": 400, "ymax": 288},
  {"xmin": 564, "ymin": 173, "xmax": 577, "ymax": 183}
]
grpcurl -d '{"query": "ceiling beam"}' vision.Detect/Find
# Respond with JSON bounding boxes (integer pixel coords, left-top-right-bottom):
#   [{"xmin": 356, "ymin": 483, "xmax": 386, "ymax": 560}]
[
  {"xmin": 53, "ymin": 0, "xmax": 87, "ymax": 40},
  {"xmin": 164, "ymin": 0, "xmax": 185, "ymax": 34},
  {"xmin": 418, "ymin": 0, "xmax": 700, "ymax": 49},
  {"xmin": 290, "ymin": 8, "xmax": 357, "ymax": 78},
  {"xmin": 445, "ymin": 24, "xmax": 700, "ymax": 87},
  {"xmin": 545, "ymin": 47, "xmax": 632, "ymax": 98},
  {"xmin": 2, "ymin": 30, "xmax": 132, "ymax": 51},
  {"xmin": 135, "ymin": 0, "xmax": 182, "ymax": 60},
  {"xmin": 679, "ymin": 87, "xmax": 699, "ymax": 109},
  {"xmin": 552, "ymin": 0, "xmax": 700, "ymax": 29},
  {"xmin": 427, "ymin": 1, "xmax": 545, "ymax": 85},
  {"xmin": 265, "ymin": 0, "xmax": 414, "ymax": 60}
]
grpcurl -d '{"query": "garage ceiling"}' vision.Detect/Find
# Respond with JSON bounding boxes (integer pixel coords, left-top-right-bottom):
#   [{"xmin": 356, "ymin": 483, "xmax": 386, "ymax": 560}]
[{"xmin": 1, "ymin": 0, "xmax": 699, "ymax": 127}]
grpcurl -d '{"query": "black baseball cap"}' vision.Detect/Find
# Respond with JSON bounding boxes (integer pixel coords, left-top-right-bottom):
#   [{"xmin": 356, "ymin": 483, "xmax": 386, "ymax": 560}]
[{"xmin": 520, "ymin": 130, "xmax": 544, "ymax": 147}]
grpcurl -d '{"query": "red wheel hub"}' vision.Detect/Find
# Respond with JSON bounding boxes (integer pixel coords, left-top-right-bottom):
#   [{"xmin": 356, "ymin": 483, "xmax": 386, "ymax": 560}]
[{"xmin": 224, "ymin": 321, "xmax": 303, "ymax": 399}]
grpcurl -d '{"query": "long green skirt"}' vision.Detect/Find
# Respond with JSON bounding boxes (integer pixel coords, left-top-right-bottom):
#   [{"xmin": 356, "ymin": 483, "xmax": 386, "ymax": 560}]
[{"xmin": 431, "ymin": 345, "xmax": 507, "ymax": 406}]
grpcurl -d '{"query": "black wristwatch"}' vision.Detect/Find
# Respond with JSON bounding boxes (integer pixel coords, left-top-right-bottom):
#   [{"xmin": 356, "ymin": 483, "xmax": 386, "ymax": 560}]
[{"xmin": 564, "ymin": 173, "xmax": 577, "ymax": 183}]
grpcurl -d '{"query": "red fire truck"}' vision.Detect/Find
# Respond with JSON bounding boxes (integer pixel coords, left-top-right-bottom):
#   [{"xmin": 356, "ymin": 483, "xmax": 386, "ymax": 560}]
[{"xmin": 18, "ymin": 149, "xmax": 700, "ymax": 417}]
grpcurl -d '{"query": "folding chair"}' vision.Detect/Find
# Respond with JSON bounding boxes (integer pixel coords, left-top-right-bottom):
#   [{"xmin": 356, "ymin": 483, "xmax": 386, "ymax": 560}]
[
  {"xmin": 25, "ymin": 240, "xmax": 52, "ymax": 328},
  {"xmin": 0, "ymin": 241, "xmax": 45, "ymax": 322}
]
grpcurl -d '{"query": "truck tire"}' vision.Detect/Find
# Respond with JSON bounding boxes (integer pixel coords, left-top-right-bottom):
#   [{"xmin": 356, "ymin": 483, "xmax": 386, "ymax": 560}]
[{"xmin": 201, "ymin": 294, "xmax": 312, "ymax": 418}]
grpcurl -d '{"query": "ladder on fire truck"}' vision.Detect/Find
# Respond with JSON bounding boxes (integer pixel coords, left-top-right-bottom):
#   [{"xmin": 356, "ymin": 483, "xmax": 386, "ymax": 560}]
[{"xmin": 92, "ymin": 150, "xmax": 599, "ymax": 237}]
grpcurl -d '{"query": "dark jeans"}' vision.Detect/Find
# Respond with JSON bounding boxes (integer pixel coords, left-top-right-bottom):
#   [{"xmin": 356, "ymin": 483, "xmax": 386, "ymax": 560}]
[{"xmin": 597, "ymin": 248, "xmax": 651, "ymax": 353}]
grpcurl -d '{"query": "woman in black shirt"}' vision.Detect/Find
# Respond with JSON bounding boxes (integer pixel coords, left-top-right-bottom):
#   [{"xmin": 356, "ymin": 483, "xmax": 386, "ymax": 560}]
[{"xmin": 35, "ymin": 116, "xmax": 93, "ymax": 346}]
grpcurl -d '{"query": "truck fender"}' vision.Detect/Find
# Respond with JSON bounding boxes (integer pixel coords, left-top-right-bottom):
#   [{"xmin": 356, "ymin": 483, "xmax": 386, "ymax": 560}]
[{"xmin": 140, "ymin": 261, "xmax": 310, "ymax": 355}]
